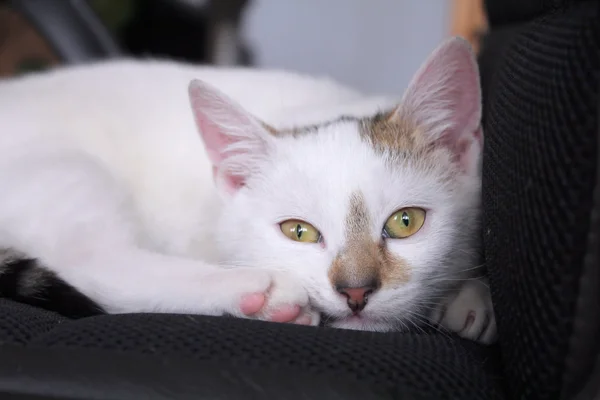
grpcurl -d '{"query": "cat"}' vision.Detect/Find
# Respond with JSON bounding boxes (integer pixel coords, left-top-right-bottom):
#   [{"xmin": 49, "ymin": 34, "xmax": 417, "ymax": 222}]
[{"xmin": 0, "ymin": 36, "xmax": 496, "ymax": 344}]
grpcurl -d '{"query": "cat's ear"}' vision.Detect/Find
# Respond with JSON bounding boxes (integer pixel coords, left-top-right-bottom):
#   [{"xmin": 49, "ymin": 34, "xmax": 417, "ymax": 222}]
[
  {"xmin": 393, "ymin": 36, "xmax": 482, "ymax": 175},
  {"xmin": 189, "ymin": 79, "xmax": 275, "ymax": 195}
]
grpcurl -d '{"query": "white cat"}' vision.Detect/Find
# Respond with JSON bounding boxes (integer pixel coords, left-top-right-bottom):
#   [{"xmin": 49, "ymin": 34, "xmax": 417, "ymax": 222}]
[{"xmin": 0, "ymin": 37, "xmax": 496, "ymax": 344}]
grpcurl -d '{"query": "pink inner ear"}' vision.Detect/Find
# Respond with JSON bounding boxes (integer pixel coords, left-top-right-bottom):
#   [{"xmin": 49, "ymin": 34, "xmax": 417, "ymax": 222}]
[
  {"xmin": 401, "ymin": 37, "xmax": 482, "ymax": 158},
  {"xmin": 212, "ymin": 165, "xmax": 245, "ymax": 194},
  {"xmin": 189, "ymin": 81, "xmax": 253, "ymax": 167},
  {"xmin": 202, "ymin": 120, "xmax": 232, "ymax": 166},
  {"xmin": 189, "ymin": 79, "xmax": 270, "ymax": 194}
]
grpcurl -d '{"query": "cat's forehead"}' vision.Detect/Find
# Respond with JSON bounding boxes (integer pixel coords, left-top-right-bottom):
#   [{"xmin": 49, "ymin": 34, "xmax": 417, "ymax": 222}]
[
  {"xmin": 270, "ymin": 112, "xmax": 438, "ymax": 175},
  {"xmin": 273, "ymin": 117, "xmax": 389, "ymax": 177},
  {"xmin": 274, "ymin": 111, "xmax": 419, "ymax": 151},
  {"xmin": 258, "ymin": 115, "xmax": 454, "ymax": 218}
]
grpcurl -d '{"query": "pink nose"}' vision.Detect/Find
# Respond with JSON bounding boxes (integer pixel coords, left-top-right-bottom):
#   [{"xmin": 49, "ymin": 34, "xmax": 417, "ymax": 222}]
[{"xmin": 336, "ymin": 285, "xmax": 377, "ymax": 313}]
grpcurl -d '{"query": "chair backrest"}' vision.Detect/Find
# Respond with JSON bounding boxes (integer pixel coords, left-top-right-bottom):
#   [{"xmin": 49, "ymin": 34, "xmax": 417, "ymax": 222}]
[{"xmin": 479, "ymin": 0, "xmax": 600, "ymax": 398}]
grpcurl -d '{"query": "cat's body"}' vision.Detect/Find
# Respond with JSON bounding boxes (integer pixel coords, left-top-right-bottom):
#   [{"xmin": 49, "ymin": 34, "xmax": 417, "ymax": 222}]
[
  {"xmin": 0, "ymin": 60, "xmax": 384, "ymax": 264},
  {"xmin": 0, "ymin": 38, "xmax": 496, "ymax": 343}
]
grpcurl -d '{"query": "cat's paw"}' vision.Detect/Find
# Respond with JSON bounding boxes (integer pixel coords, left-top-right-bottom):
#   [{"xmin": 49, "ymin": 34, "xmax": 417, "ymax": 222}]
[
  {"xmin": 247, "ymin": 270, "xmax": 320, "ymax": 326},
  {"xmin": 435, "ymin": 278, "xmax": 497, "ymax": 344},
  {"xmin": 217, "ymin": 268, "xmax": 319, "ymax": 326}
]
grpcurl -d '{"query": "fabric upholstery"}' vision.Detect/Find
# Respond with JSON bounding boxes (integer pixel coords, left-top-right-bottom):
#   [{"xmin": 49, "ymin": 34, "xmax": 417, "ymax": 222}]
[
  {"xmin": 484, "ymin": 0, "xmax": 592, "ymax": 26},
  {"xmin": 480, "ymin": 1, "xmax": 600, "ymax": 398},
  {"xmin": 38, "ymin": 315, "xmax": 503, "ymax": 396},
  {"xmin": 0, "ymin": 299, "xmax": 505, "ymax": 399},
  {"xmin": 0, "ymin": 297, "xmax": 66, "ymax": 345}
]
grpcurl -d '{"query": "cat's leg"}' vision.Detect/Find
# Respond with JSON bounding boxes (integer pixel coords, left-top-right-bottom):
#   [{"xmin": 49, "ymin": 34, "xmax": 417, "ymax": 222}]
[
  {"xmin": 78, "ymin": 250, "xmax": 319, "ymax": 326},
  {"xmin": 0, "ymin": 153, "xmax": 318, "ymax": 324},
  {"xmin": 431, "ymin": 277, "xmax": 497, "ymax": 344}
]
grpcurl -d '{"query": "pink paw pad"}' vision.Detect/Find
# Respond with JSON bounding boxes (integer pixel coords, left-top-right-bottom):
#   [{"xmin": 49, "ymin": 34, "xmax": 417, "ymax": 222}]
[
  {"xmin": 462, "ymin": 310, "xmax": 476, "ymax": 332},
  {"xmin": 240, "ymin": 293, "xmax": 266, "ymax": 315},
  {"xmin": 269, "ymin": 305, "xmax": 301, "ymax": 323}
]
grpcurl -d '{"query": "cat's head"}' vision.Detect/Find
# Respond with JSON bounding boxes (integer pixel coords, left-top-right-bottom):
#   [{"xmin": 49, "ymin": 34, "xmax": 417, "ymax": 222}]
[{"xmin": 189, "ymin": 37, "xmax": 483, "ymax": 331}]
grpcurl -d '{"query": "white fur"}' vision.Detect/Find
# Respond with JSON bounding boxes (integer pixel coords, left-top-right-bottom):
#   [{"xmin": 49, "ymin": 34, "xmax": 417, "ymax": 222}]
[
  {"xmin": 0, "ymin": 59, "xmax": 392, "ymax": 319},
  {"xmin": 0, "ymin": 38, "xmax": 496, "ymax": 343},
  {"xmin": 433, "ymin": 277, "xmax": 497, "ymax": 344}
]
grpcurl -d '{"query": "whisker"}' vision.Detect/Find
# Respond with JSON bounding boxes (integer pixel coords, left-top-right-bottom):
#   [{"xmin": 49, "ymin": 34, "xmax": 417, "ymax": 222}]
[
  {"xmin": 407, "ymin": 311, "xmax": 455, "ymax": 341},
  {"xmin": 452, "ymin": 263, "xmax": 487, "ymax": 273},
  {"xmin": 429, "ymin": 277, "xmax": 485, "ymax": 283},
  {"xmin": 406, "ymin": 316, "xmax": 426, "ymax": 334}
]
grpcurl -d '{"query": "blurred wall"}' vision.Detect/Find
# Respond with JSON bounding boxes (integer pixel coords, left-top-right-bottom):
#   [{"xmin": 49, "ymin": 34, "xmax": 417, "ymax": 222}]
[{"xmin": 242, "ymin": 1, "xmax": 450, "ymax": 95}]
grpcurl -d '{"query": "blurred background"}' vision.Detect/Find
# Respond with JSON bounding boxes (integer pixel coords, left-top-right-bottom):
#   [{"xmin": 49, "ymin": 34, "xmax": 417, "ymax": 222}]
[{"xmin": 0, "ymin": 0, "xmax": 487, "ymax": 95}]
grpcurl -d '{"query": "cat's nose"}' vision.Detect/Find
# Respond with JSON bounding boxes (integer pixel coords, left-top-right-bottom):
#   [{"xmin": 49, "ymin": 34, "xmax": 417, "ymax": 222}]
[{"xmin": 336, "ymin": 284, "xmax": 378, "ymax": 313}]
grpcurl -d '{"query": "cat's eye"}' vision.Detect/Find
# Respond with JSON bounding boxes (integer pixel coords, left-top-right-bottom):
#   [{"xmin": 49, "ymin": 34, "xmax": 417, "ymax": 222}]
[
  {"xmin": 280, "ymin": 219, "xmax": 321, "ymax": 243},
  {"xmin": 383, "ymin": 208, "xmax": 426, "ymax": 239}
]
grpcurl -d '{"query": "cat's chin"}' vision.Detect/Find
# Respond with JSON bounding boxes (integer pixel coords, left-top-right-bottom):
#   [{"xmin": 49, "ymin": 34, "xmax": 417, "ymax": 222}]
[{"xmin": 323, "ymin": 314, "xmax": 399, "ymax": 333}]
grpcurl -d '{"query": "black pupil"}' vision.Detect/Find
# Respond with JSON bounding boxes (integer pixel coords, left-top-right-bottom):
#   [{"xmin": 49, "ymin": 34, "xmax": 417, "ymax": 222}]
[
  {"xmin": 401, "ymin": 212, "xmax": 410, "ymax": 227},
  {"xmin": 296, "ymin": 224, "xmax": 303, "ymax": 238}
]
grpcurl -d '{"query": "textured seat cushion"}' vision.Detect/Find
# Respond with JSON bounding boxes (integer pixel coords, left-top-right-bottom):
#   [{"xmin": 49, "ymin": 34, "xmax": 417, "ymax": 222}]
[
  {"xmin": 480, "ymin": 0, "xmax": 600, "ymax": 398},
  {"xmin": 0, "ymin": 297, "xmax": 66, "ymax": 345},
  {"xmin": 0, "ymin": 299, "xmax": 505, "ymax": 399}
]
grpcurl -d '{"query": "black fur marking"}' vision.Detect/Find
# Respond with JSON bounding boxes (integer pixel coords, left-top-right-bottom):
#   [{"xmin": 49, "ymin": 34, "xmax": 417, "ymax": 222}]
[{"xmin": 0, "ymin": 258, "xmax": 105, "ymax": 318}]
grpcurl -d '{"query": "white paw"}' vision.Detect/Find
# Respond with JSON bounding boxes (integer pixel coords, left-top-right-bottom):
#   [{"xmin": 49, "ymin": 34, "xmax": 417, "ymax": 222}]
[
  {"xmin": 250, "ymin": 269, "xmax": 320, "ymax": 326},
  {"xmin": 435, "ymin": 278, "xmax": 497, "ymax": 344},
  {"xmin": 211, "ymin": 268, "xmax": 319, "ymax": 326}
]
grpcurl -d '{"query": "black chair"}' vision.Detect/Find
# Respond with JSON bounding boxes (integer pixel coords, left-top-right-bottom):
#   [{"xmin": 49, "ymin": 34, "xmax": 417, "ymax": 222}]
[{"xmin": 0, "ymin": 0, "xmax": 598, "ymax": 398}]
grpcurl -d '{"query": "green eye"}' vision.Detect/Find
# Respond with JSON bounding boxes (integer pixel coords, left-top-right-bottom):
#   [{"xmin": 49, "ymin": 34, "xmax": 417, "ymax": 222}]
[
  {"xmin": 383, "ymin": 208, "xmax": 426, "ymax": 239},
  {"xmin": 280, "ymin": 220, "xmax": 321, "ymax": 243}
]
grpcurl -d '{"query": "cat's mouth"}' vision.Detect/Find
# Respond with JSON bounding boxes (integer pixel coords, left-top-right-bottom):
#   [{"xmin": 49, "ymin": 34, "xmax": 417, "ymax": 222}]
[{"xmin": 318, "ymin": 313, "xmax": 346, "ymax": 327}]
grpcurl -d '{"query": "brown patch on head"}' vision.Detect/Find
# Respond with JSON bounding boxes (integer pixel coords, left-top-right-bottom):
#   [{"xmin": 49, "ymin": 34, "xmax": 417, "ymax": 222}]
[
  {"xmin": 327, "ymin": 191, "xmax": 411, "ymax": 291},
  {"xmin": 358, "ymin": 107, "xmax": 440, "ymax": 155},
  {"xmin": 359, "ymin": 109, "xmax": 417, "ymax": 151},
  {"xmin": 359, "ymin": 109, "xmax": 461, "ymax": 184}
]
